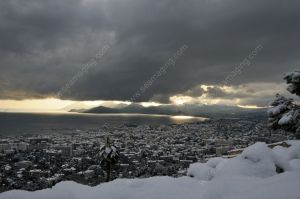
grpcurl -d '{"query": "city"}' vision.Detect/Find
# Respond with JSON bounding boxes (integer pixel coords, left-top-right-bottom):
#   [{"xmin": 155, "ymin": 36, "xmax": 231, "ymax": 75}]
[
  {"xmin": 0, "ymin": 117, "xmax": 294, "ymax": 193},
  {"xmin": 1, "ymin": 0, "xmax": 300, "ymax": 198}
]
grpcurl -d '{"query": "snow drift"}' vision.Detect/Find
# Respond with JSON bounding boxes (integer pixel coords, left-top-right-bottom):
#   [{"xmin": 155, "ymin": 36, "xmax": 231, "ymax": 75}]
[{"xmin": 1, "ymin": 141, "xmax": 300, "ymax": 199}]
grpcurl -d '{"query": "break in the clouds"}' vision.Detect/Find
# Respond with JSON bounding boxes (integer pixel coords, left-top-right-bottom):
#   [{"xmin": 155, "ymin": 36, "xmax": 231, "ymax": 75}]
[
  {"xmin": 169, "ymin": 83, "xmax": 295, "ymax": 107},
  {"xmin": 0, "ymin": 0, "xmax": 300, "ymax": 106}
]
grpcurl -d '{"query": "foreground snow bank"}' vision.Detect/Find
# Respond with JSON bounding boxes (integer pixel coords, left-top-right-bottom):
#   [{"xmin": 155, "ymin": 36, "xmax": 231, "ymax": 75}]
[
  {"xmin": 1, "ymin": 172, "xmax": 300, "ymax": 199},
  {"xmin": 187, "ymin": 141, "xmax": 300, "ymax": 180},
  {"xmin": 1, "ymin": 141, "xmax": 300, "ymax": 199}
]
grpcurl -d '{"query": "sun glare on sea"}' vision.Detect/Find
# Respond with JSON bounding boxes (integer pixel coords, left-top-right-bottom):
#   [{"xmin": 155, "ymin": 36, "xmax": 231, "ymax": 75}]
[{"xmin": 171, "ymin": 115, "xmax": 194, "ymax": 120}]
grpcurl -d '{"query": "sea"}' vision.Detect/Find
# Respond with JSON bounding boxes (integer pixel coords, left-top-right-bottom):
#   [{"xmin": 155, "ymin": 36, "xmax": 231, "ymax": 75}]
[{"xmin": 0, "ymin": 112, "xmax": 208, "ymax": 136}]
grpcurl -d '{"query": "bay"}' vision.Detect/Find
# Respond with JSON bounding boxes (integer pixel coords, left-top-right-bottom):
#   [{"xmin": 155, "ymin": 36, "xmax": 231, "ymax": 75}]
[{"xmin": 0, "ymin": 112, "xmax": 208, "ymax": 135}]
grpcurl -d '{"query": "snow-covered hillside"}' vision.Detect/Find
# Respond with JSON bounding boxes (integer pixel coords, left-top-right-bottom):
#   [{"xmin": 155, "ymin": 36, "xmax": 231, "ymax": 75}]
[{"xmin": 1, "ymin": 141, "xmax": 300, "ymax": 199}]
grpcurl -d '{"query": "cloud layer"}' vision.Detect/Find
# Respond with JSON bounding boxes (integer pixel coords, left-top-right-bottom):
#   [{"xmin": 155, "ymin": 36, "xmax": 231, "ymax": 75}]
[{"xmin": 0, "ymin": 0, "xmax": 299, "ymax": 105}]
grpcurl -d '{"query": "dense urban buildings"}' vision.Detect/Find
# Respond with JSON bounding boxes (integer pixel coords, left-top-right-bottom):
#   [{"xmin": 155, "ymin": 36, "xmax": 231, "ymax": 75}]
[{"xmin": 0, "ymin": 117, "xmax": 295, "ymax": 193}]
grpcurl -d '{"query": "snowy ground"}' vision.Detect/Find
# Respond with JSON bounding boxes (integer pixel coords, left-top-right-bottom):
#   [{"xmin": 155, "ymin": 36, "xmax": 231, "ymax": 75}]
[{"xmin": 1, "ymin": 141, "xmax": 300, "ymax": 199}]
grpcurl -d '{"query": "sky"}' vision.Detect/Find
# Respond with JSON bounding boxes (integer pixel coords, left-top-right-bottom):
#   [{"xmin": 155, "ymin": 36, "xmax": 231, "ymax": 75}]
[{"xmin": 0, "ymin": 0, "xmax": 299, "ymax": 111}]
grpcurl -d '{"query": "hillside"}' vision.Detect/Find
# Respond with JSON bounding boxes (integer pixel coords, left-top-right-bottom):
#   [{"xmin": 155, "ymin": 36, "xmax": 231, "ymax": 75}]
[
  {"xmin": 2, "ymin": 140, "xmax": 300, "ymax": 199},
  {"xmin": 81, "ymin": 103, "xmax": 267, "ymax": 118}
]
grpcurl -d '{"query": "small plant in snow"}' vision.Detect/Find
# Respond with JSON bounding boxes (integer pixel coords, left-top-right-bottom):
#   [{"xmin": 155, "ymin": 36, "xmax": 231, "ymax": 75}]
[{"xmin": 99, "ymin": 137, "xmax": 120, "ymax": 182}]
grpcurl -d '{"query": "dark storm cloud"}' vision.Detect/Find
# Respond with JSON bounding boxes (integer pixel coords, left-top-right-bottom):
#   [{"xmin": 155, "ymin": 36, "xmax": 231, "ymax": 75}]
[
  {"xmin": 205, "ymin": 87, "xmax": 250, "ymax": 99},
  {"xmin": 184, "ymin": 87, "xmax": 205, "ymax": 98},
  {"xmin": 150, "ymin": 94, "xmax": 172, "ymax": 104},
  {"xmin": 0, "ymin": 0, "xmax": 300, "ymax": 103}
]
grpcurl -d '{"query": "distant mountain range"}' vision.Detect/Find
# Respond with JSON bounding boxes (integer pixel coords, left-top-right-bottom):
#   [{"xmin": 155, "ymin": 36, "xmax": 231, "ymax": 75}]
[
  {"xmin": 60, "ymin": 102, "xmax": 92, "ymax": 111},
  {"xmin": 69, "ymin": 103, "xmax": 267, "ymax": 118}
]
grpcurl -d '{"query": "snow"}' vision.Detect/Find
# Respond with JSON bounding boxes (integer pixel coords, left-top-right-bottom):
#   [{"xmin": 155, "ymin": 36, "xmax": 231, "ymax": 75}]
[
  {"xmin": 188, "ymin": 142, "xmax": 281, "ymax": 180},
  {"xmin": 290, "ymin": 159, "xmax": 300, "ymax": 171},
  {"xmin": 267, "ymin": 92, "xmax": 299, "ymax": 131},
  {"xmin": 216, "ymin": 142, "xmax": 277, "ymax": 178},
  {"xmin": 4, "ymin": 165, "xmax": 11, "ymax": 171},
  {"xmin": 100, "ymin": 145, "xmax": 119, "ymax": 159},
  {"xmin": 206, "ymin": 157, "xmax": 223, "ymax": 168},
  {"xmin": 284, "ymin": 71, "xmax": 300, "ymax": 82},
  {"xmin": 1, "ymin": 141, "xmax": 300, "ymax": 199},
  {"xmin": 188, "ymin": 141, "xmax": 300, "ymax": 180},
  {"xmin": 187, "ymin": 162, "xmax": 214, "ymax": 180},
  {"xmin": 284, "ymin": 70, "xmax": 300, "ymax": 95},
  {"xmin": 105, "ymin": 147, "xmax": 112, "ymax": 154},
  {"xmin": 278, "ymin": 110, "xmax": 298, "ymax": 125},
  {"xmin": 267, "ymin": 104, "xmax": 287, "ymax": 116}
]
